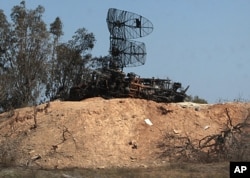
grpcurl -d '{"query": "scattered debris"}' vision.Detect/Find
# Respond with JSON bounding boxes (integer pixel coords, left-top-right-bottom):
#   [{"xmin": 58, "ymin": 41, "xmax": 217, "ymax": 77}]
[
  {"xmin": 129, "ymin": 140, "xmax": 138, "ymax": 149},
  {"xmin": 195, "ymin": 107, "xmax": 200, "ymax": 111},
  {"xmin": 31, "ymin": 154, "xmax": 41, "ymax": 161},
  {"xmin": 204, "ymin": 125, "xmax": 210, "ymax": 130},
  {"xmin": 158, "ymin": 106, "xmax": 173, "ymax": 115},
  {"xmin": 130, "ymin": 156, "xmax": 137, "ymax": 161},
  {"xmin": 173, "ymin": 129, "xmax": 181, "ymax": 134},
  {"xmin": 145, "ymin": 119, "xmax": 153, "ymax": 126},
  {"xmin": 61, "ymin": 174, "xmax": 77, "ymax": 178}
]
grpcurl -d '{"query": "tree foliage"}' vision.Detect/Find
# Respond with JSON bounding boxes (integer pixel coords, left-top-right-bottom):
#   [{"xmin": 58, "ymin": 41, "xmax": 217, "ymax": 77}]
[
  {"xmin": 0, "ymin": 2, "xmax": 51, "ymax": 110},
  {"xmin": 46, "ymin": 28, "xmax": 95, "ymax": 100},
  {"xmin": 0, "ymin": 1, "xmax": 96, "ymax": 112},
  {"xmin": 186, "ymin": 95, "xmax": 208, "ymax": 104}
]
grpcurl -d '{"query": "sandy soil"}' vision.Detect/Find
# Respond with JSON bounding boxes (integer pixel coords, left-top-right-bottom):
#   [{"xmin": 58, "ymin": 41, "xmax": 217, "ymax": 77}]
[{"xmin": 0, "ymin": 98, "xmax": 249, "ymax": 169}]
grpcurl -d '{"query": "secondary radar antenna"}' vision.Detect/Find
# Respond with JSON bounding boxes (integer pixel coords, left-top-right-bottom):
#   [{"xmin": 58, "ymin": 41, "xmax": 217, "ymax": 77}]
[{"xmin": 107, "ymin": 8, "xmax": 153, "ymax": 69}]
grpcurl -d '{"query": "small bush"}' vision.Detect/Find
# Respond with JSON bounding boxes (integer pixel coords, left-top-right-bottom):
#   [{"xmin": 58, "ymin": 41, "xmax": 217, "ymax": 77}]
[{"xmin": 186, "ymin": 95, "xmax": 208, "ymax": 104}]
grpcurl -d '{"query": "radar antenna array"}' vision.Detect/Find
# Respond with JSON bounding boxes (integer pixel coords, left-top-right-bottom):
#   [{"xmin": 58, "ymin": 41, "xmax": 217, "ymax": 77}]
[
  {"xmin": 68, "ymin": 8, "xmax": 189, "ymax": 103},
  {"xmin": 107, "ymin": 8, "xmax": 153, "ymax": 68}
]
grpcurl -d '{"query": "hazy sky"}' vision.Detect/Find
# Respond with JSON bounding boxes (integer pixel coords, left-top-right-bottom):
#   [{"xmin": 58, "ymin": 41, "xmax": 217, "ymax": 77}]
[{"xmin": 1, "ymin": 0, "xmax": 250, "ymax": 103}]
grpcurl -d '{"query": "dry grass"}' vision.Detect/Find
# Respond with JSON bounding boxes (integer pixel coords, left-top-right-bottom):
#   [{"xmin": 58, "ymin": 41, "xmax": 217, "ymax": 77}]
[{"xmin": 0, "ymin": 162, "xmax": 229, "ymax": 178}]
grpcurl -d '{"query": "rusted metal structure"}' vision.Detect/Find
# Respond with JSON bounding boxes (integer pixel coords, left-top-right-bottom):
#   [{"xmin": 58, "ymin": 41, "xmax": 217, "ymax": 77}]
[
  {"xmin": 69, "ymin": 69, "xmax": 189, "ymax": 102},
  {"xmin": 69, "ymin": 8, "xmax": 189, "ymax": 102}
]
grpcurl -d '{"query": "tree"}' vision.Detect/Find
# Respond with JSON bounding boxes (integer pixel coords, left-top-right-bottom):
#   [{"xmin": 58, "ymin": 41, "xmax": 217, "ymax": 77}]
[
  {"xmin": 46, "ymin": 28, "xmax": 95, "ymax": 100},
  {"xmin": 0, "ymin": 9, "xmax": 12, "ymax": 110},
  {"xmin": 0, "ymin": 1, "xmax": 96, "ymax": 111},
  {"xmin": 0, "ymin": 1, "xmax": 51, "ymax": 110},
  {"xmin": 186, "ymin": 95, "xmax": 208, "ymax": 104},
  {"xmin": 45, "ymin": 17, "xmax": 64, "ymax": 100},
  {"xmin": 50, "ymin": 16, "xmax": 63, "ymax": 63},
  {"xmin": 0, "ymin": 9, "xmax": 10, "ymax": 70}
]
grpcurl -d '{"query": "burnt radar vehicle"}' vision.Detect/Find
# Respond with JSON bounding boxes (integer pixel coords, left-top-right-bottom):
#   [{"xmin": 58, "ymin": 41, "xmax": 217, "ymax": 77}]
[{"xmin": 69, "ymin": 8, "xmax": 189, "ymax": 102}]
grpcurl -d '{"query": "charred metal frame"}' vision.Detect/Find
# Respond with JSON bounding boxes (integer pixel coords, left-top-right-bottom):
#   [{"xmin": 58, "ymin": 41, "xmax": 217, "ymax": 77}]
[{"xmin": 69, "ymin": 8, "xmax": 189, "ymax": 103}]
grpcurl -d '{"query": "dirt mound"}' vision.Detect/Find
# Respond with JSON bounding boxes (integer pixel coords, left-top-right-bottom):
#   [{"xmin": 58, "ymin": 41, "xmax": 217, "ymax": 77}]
[{"xmin": 0, "ymin": 98, "xmax": 250, "ymax": 169}]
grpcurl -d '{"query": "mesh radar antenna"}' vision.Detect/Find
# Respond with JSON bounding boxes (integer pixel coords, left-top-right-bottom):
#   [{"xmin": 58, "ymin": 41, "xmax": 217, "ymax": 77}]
[
  {"xmin": 68, "ymin": 9, "xmax": 189, "ymax": 103},
  {"xmin": 107, "ymin": 8, "xmax": 153, "ymax": 69}
]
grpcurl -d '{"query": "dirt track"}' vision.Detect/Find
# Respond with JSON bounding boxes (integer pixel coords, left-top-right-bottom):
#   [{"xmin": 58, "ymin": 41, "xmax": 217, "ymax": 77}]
[{"xmin": 0, "ymin": 98, "xmax": 250, "ymax": 169}]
